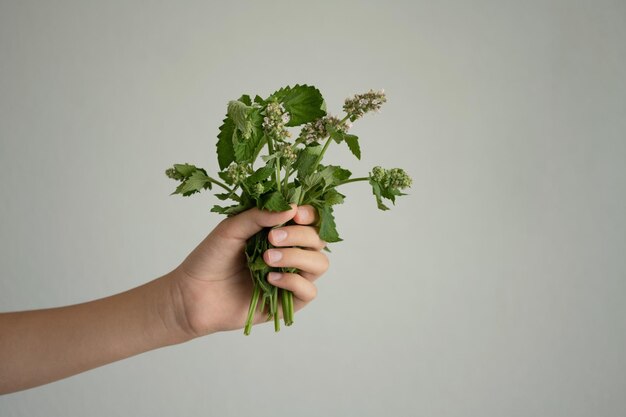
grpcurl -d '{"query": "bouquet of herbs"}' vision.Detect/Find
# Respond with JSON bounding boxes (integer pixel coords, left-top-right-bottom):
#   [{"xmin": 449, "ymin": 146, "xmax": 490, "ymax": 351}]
[{"xmin": 166, "ymin": 85, "xmax": 411, "ymax": 334}]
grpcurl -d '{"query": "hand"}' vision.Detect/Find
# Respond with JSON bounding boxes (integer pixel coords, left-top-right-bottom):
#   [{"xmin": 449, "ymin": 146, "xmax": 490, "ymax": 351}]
[{"xmin": 169, "ymin": 205, "xmax": 328, "ymax": 336}]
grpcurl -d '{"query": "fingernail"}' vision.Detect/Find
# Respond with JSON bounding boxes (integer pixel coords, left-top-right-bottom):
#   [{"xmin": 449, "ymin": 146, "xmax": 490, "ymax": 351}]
[
  {"xmin": 272, "ymin": 229, "xmax": 287, "ymax": 243},
  {"xmin": 297, "ymin": 207, "xmax": 308, "ymax": 221},
  {"xmin": 268, "ymin": 272, "xmax": 282, "ymax": 281},
  {"xmin": 267, "ymin": 250, "xmax": 283, "ymax": 264}
]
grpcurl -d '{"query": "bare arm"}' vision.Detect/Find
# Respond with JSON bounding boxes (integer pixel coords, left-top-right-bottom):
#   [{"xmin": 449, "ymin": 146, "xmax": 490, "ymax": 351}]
[
  {"xmin": 0, "ymin": 273, "xmax": 189, "ymax": 394},
  {"xmin": 0, "ymin": 205, "xmax": 326, "ymax": 395}
]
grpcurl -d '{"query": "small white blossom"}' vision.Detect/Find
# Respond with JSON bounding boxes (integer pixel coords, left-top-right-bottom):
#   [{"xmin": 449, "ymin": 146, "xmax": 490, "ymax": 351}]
[
  {"xmin": 263, "ymin": 101, "xmax": 291, "ymax": 141},
  {"xmin": 298, "ymin": 115, "xmax": 351, "ymax": 145},
  {"xmin": 343, "ymin": 89, "xmax": 387, "ymax": 121}
]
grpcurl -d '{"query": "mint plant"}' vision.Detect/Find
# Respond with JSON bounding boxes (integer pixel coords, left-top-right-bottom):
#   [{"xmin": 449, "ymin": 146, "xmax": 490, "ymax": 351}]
[{"xmin": 166, "ymin": 85, "xmax": 411, "ymax": 335}]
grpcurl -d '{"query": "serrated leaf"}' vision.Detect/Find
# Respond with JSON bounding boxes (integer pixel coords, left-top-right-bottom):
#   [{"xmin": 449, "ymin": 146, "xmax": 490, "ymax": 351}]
[
  {"xmin": 173, "ymin": 170, "xmax": 212, "ymax": 196},
  {"xmin": 218, "ymin": 170, "xmax": 233, "ymax": 185},
  {"xmin": 260, "ymin": 191, "xmax": 292, "ymax": 212},
  {"xmin": 317, "ymin": 205, "xmax": 342, "ymax": 243},
  {"xmin": 173, "ymin": 163, "xmax": 199, "ymax": 179},
  {"xmin": 238, "ymin": 94, "xmax": 252, "ymax": 106},
  {"xmin": 293, "ymin": 145, "xmax": 322, "ymax": 179},
  {"xmin": 288, "ymin": 185, "xmax": 303, "ymax": 204},
  {"xmin": 233, "ymin": 108, "xmax": 265, "ymax": 164},
  {"xmin": 246, "ymin": 160, "xmax": 275, "ymax": 184},
  {"xmin": 317, "ymin": 165, "xmax": 351, "ymax": 188},
  {"xmin": 344, "ymin": 134, "xmax": 361, "ymax": 159},
  {"xmin": 211, "ymin": 202, "xmax": 251, "ymax": 216},
  {"xmin": 269, "ymin": 85, "xmax": 326, "ymax": 126},
  {"xmin": 370, "ymin": 179, "xmax": 390, "ymax": 210},
  {"xmin": 322, "ymin": 188, "xmax": 345, "ymax": 206},
  {"xmin": 215, "ymin": 192, "xmax": 240, "ymax": 202},
  {"xmin": 228, "ymin": 100, "xmax": 255, "ymax": 139},
  {"xmin": 304, "ymin": 172, "xmax": 324, "ymax": 189},
  {"xmin": 216, "ymin": 116, "xmax": 236, "ymax": 170},
  {"xmin": 326, "ymin": 124, "xmax": 344, "ymax": 144}
]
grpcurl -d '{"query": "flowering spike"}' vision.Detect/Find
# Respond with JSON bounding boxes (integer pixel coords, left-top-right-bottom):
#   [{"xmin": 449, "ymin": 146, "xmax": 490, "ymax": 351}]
[{"xmin": 343, "ymin": 89, "xmax": 387, "ymax": 121}]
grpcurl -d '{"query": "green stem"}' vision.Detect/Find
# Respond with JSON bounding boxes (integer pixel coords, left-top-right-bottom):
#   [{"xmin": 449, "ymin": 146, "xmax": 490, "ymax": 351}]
[
  {"xmin": 286, "ymin": 291, "xmax": 294, "ymax": 326},
  {"xmin": 273, "ymin": 286, "xmax": 280, "ymax": 332},
  {"xmin": 309, "ymin": 115, "xmax": 351, "ymax": 173},
  {"xmin": 281, "ymin": 288, "xmax": 289, "ymax": 326},
  {"xmin": 282, "ymin": 165, "xmax": 291, "ymax": 192},
  {"xmin": 244, "ymin": 283, "xmax": 261, "ymax": 335},
  {"xmin": 266, "ymin": 135, "xmax": 282, "ymax": 194},
  {"xmin": 207, "ymin": 176, "xmax": 233, "ymax": 193},
  {"xmin": 336, "ymin": 176, "xmax": 369, "ymax": 186}
]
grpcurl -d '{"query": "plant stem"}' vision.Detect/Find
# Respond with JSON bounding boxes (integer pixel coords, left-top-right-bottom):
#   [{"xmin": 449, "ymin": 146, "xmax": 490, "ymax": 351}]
[
  {"xmin": 336, "ymin": 176, "xmax": 369, "ymax": 186},
  {"xmin": 286, "ymin": 291, "xmax": 294, "ymax": 326},
  {"xmin": 207, "ymin": 176, "xmax": 233, "ymax": 193},
  {"xmin": 282, "ymin": 165, "xmax": 291, "ymax": 192},
  {"xmin": 309, "ymin": 115, "xmax": 351, "ymax": 172},
  {"xmin": 273, "ymin": 286, "xmax": 280, "ymax": 332},
  {"xmin": 244, "ymin": 283, "xmax": 260, "ymax": 336}
]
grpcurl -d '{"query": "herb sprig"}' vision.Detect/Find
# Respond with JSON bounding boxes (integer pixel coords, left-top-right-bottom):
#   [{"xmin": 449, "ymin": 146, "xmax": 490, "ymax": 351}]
[{"xmin": 166, "ymin": 85, "xmax": 411, "ymax": 334}]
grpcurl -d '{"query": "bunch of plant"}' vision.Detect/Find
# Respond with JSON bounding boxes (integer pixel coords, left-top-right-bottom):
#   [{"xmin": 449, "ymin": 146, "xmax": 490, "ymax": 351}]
[{"xmin": 166, "ymin": 85, "xmax": 412, "ymax": 335}]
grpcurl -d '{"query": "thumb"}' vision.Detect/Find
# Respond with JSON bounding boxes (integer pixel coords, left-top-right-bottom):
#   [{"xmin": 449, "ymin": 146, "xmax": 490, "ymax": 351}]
[{"xmin": 217, "ymin": 205, "xmax": 297, "ymax": 241}]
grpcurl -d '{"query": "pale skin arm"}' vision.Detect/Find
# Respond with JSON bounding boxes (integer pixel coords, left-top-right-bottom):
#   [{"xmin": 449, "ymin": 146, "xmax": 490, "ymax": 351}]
[{"xmin": 0, "ymin": 205, "xmax": 327, "ymax": 395}]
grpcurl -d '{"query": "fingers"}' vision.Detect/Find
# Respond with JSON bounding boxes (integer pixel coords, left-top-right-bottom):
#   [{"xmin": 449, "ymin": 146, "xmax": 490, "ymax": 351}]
[
  {"xmin": 293, "ymin": 205, "xmax": 318, "ymax": 225},
  {"xmin": 264, "ymin": 248, "xmax": 329, "ymax": 277},
  {"xmin": 217, "ymin": 205, "xmax": 297, "ymax": 240},
  {"xmin": 268, "ymin": 272, "xmax": 317, "ymax": 302},
  {"xmin": 268, "ymin": 225, "xmax": 326, "ymax": 250}
]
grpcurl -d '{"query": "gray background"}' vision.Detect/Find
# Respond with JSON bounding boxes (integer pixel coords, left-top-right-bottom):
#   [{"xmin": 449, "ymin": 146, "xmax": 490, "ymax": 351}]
[{"xmin": 1, "ymin": 0, "xmax": 625, "ymax": 416}]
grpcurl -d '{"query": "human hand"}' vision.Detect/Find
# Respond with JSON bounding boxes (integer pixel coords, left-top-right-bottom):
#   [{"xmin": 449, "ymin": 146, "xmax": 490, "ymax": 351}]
[{"xmin": 168, "ymin": 205, "xmax": 328, "ymax": 337}]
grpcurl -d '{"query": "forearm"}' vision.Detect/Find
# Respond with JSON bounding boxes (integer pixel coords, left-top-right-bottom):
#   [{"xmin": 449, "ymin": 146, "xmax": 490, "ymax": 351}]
[{"xmin": 0, "ymin": 272, "xmax": 192, "ymax": 394}]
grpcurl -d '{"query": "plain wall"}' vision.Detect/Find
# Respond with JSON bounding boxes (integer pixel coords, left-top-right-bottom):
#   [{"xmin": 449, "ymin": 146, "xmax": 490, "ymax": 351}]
[{"xmin": 1, "ymin": 0, "xmax": 625, "ymax": 416}]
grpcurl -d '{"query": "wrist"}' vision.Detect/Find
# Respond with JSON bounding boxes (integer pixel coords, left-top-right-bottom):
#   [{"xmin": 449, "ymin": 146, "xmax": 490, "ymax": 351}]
[{"xmin": 151, "ymin": 271, "xmax": 198, "ymax": 344}]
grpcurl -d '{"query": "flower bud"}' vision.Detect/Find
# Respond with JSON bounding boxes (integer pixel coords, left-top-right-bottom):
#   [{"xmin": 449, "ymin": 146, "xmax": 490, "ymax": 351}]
[{"xmin": 226, "ymin": 162, "xmax": 252, "ymax": 184}]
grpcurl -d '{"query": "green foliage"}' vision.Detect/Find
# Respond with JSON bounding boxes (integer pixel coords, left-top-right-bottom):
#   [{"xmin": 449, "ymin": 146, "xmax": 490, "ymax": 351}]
[
  {"xmin": 216, "ymin": 117, "xmax": 236, "ymax": 170},
  {"xmin": 165, "ymin": 84, "xmax": 411, "ymax": 334},
  {"xmin": 172, "ymin": 170, "xmax": 212, "ymax": 196},
  {"xmin": 269, "ymin": 84, "xmax": 326, "ymax": 126},
  {"xmin": 316, "ymin": 204, "xmax": 341, "ymax": 243}
]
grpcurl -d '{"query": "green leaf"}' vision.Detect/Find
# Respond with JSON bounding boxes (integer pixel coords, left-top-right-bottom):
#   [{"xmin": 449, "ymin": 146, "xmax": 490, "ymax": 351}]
[
  {"xmin": 370, "ymin": 179, "xmax": 390, "ymax": 211},
  {"xmin": 238, "ymin": 94, "xmax": 252, "ymax": 106},
  {"xmin": 269, "ymin": 85, "xmax": 326, "ymax": 126},
  {"xmin": 216, "ymin": 116, "xmax": 236, "ymax": 170},
  {"xmin": 326, "ymin": 124, "xmax": 344, "ymax": 144},
  {"xmin": 287, "ymin": 185, "xmax": 303, "ymax": 204},
  {"xmin": 317, "ymin": 165, "xmax": 352, "ymax": 188},
  {"xmin": 211, "ymin": 204, "xmax": 249, "ymax": 216},
  {"xmin": 322, "ymin": 188, "xmax": 345, "ymax": 206},
  {"xmin": 233, "ymin": 108, "xmax": 266, "ymax": 164},
  {"xmin": 246, "ymin": 160, "xmax": 275, "ymax": 184},
  {"xmin": 293, "ymin": 145, "xmax": 322, "ymax": 179},
  {"xmin": 215, "ymin": 192, "xmax": 240, "ymax": 202},
  {"xmin": 228, "ymin": 100, "xmax": 255, "ymax": 139},
  {"xmin": 303, "ymin": 172, "xmax": 324, "ymax": 190},
  {"xmin": 218, "ymin": 170, "xmax": 233, "ymax": 185},
  {"xmin": 260, "ymin": 191, "xmax": 292, "ymax": 212},
  {"xmin": 173, "ymin": 170, "xmax": 212, "ymax": 196},
  {"xmin": 173, "ymin": 163, "xmax": 199, "ymax": 179},
  {"xmin": 317, "ymin": 205, "xmax": 342, "ymax": 243},
  {"xmin": 344, "ymin": 134, "xmax": 361, "ymax": 159}
]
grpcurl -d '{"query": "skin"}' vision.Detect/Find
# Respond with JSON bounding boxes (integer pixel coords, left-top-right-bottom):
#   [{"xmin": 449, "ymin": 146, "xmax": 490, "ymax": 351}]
[{"xmin": 0, "ymin": 205, "xmax": 327, "ymax": 395}]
